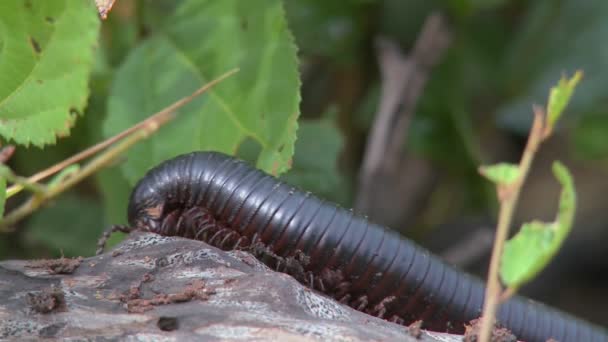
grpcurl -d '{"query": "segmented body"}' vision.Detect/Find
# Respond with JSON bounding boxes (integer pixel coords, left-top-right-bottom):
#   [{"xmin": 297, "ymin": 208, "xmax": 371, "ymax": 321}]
[{"xmin": 126, "ymin": 151, "xmax": 608, "ymax": 342}]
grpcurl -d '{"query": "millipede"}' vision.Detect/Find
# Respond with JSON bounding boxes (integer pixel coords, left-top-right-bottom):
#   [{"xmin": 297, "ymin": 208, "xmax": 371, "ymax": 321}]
[{"xmin": 106, "ymin": 151, "xmax": 608, "ymax": 342}]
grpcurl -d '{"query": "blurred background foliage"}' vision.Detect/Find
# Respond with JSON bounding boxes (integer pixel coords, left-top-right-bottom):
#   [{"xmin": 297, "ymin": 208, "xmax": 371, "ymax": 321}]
[{"xmin": 2, "ymin": 0, "xmax": 607, "ymax": 326}]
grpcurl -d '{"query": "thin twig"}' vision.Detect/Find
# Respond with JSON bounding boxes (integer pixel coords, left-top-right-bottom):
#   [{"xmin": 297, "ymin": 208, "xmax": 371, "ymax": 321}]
[
  {"xmin": 0, "ymin": 68, "xmax": 239, "ymax": 229},
  {"xmin": 6, "ymin": 68, "xmax": 239, "ymax": 198},
  {"xmin": 0, "ymin": 166, "xmax": 47, "ymax": 195},
  {"xmin": 499, "ymin": 286, "xmax": 517, "ymax": 303},
  {"xmin": 1, "ymin": 131, "xmax": 147, "ymax": 229},
  {"xmin": 478, "ymin": 107, "xmax": 546, "ymax": 342}
]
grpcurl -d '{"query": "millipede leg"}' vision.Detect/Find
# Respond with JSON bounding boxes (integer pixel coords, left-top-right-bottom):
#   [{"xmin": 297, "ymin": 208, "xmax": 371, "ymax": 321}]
[
  {"xmin": 175, "ymin": 214, "xmax": 186, "ymax": 236},
  {"xmin": 371, "ymin": 295, "xmax": 396, "ymax": 319},
  {"xmin": 251, "ymin": 233, "xmax": 261, "ymax": 246},
  {"xmin": 338, "ymin": 294, "xmax": 351, "ymax": 304},
  {"xmin": 307, "ymin": 272, "xmax": 315, "ymax": 288},
  {"xmin": 183, "ymin": 207, "xmax": 208, "ymax": 237},
  {"xmin": 193, "ymin": 222, "xmax": 216, "ymax": 241},
  {"xmin": 275, "ymin": 259, "xmax": 284, "ymax": 272},
  {"xmin": 160, "ymin": 210, "xmax": 180, "ymax": 235},
  {"xmin": 389, "ymin": 315, "xmax": 404, "ymax": 325},
  {"xmin": 232, "ymin": 236, "xmax": 249, "ymax": 250},
  {"xmin": 220, "ymin": 231, "xmax": 237, "ymax": 249},
  {"xmin": 354, "ymin": 295, "xmax": 369, "ymax": 311},
  {"xmin": 208, "ymin": 229, "xmax": 224, "ymax": 245},
  {"xmin": 315, "ymin": 277, "xmax": 326, "ymax": 292},
  {"xmin": 289, "ymin": 249, "xmax": 310, "ymax": 266},
  {"xmin": 96, "ymin": 225, "xmax": 133, "ymax": 255},
  {"xmin": 335, "ymin": 281, "xmax": 352, "ymax": 298}
]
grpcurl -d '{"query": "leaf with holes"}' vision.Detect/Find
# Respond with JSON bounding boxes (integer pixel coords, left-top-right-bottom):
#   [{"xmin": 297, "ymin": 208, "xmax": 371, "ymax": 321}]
[
  {"xmin": 0, "ymin": 1, "xmax": 100, "ymax": 147},
  {"xmin": 500, "ymin": 161, "xmax": 576, "ymax": 287},
  {"xmin": 103, "ymin": 0, "xmax": 300, "ymax": 184}
]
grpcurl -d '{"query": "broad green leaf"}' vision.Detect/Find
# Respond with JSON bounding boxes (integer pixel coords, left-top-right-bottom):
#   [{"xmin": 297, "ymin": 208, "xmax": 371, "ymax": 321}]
[
  {"xmin": 26, "ymin": 195, "xmax": 105, "ymax": 257},
  {"xmin": 479, "ymin": 163, "xmax": 520, "ymax": 185},
  {"xmin": 0, "ymin": 176, "xmax": 5, "ymax": 218},
  {"xmin": 104, "ymin": 0, "xmax": 300, "ymax": 184},
  {"xmin": 500, "ymin": 220, "xmax": 554, "ymax": 287},
  {"xmin": 501, "ymin": 161, "xmax": 576, "ymax": 287},
  {"xmin": 546, "ymin": 71, "xmax": 582, "ymax": 129},
  {"xmin": 0, "ymin": 1, "xmax": 100, "ymax": 146},
  {"xmin": 281, "ymin": 116, "xmax": 350, "ymax": 206}
]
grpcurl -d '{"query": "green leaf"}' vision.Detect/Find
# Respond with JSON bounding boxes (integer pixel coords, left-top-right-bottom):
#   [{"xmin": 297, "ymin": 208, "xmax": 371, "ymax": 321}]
[
  {"xmin": 281, "ymin": 115, "xmax": 350, "ymax": 206},
  {"xmin": 26, "ymin": 195, "xmax": 105, "ymax": 257},
  {"xmin": 0, "ymin": 176, "xmax": 5, "ymax": 218},
  {"xmin": 479, "ymin": 163, "xmax": 520, "ymax": 185},
  {"xmin": 103, "ymin": 0, "xmax": 300, "ymax": 184},
  {"xmin": 0, "ymin": 1, "xmax": 100, "ymax": 147},
  {"xmin": 552, "ymin": 162, "xmax": 576, "ymax": 243},
  {"xmin": 546, "ymin": 71, "xmax": 582, "ymax": 129},
  {"xmin": 500, "ymin": 161, "xmax": 576, "ymax": 287}
]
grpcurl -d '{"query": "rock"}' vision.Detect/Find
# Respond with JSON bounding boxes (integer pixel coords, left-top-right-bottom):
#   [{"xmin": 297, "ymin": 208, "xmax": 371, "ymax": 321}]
[{"xmin": 0, "ymin": 232, "xmax": 463, "ymax": 341}]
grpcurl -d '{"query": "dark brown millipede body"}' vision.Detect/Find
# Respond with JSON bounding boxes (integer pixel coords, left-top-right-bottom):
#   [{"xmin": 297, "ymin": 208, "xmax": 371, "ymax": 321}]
[{"xmin": 126, "ymin": 151, "xmax": 608, "ymax": 342}]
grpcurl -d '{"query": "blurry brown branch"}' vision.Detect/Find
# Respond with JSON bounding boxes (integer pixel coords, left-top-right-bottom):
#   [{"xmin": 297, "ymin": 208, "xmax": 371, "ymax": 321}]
[{"xmin": 355, "ymin": 13, "xmax": 451, "ymax": 228}]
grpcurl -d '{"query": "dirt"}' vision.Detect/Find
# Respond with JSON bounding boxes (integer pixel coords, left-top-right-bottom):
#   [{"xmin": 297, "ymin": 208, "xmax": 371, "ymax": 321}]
[
  {"xmin": 26, "ymin": 287, "xmax": 66, "ymax": 314},
  {"xmin": 27, "ymin": 256, "xmax": 83, "ymax": 274},
  {"xmin": 463, "ymin": 318, "xmax": 517, "ymax": 342},
  {"xmin": 122, "ymin": 279, "xmax": 214, "ymax": 313}
]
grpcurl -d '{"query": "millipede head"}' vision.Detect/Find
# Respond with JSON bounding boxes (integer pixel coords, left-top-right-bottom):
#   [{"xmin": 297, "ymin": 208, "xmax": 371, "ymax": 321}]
[{"xmin": 130, "ymin": 203, "xmax": 164, "ymax": 233}]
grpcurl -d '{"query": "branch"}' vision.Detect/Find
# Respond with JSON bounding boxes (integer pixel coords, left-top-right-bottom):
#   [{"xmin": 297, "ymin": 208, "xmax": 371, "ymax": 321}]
[
  {"xmin": 478, "ymin": 108, "xmax": 546, "ymax": 342},
  {"xmin": 0, "ymin": 232, "xmax": 464, "ymax": 341},
  {"xmin": 355, "ymin": 13, "xmax": 450, "ymax": 226}
]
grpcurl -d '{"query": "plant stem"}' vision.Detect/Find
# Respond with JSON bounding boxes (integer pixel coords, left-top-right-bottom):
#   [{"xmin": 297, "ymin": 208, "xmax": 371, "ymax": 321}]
[
  {"xmin": 5, "ymin": 68, "xmax": 239, "ymax": 198},
  {"xmin": 0, "ymin": 166, "xmax": 47, "ymax": 195},
  {"xmin": 0, "ymin": 68, "xmax": 239, "ymax": 229},
  {"xmin": 0, "ymin": 131, "xmax": 147, "ymax": 229},
  {"xmin": 478, "ymin": 107, "xmax": 545, "ymax": 342}
]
